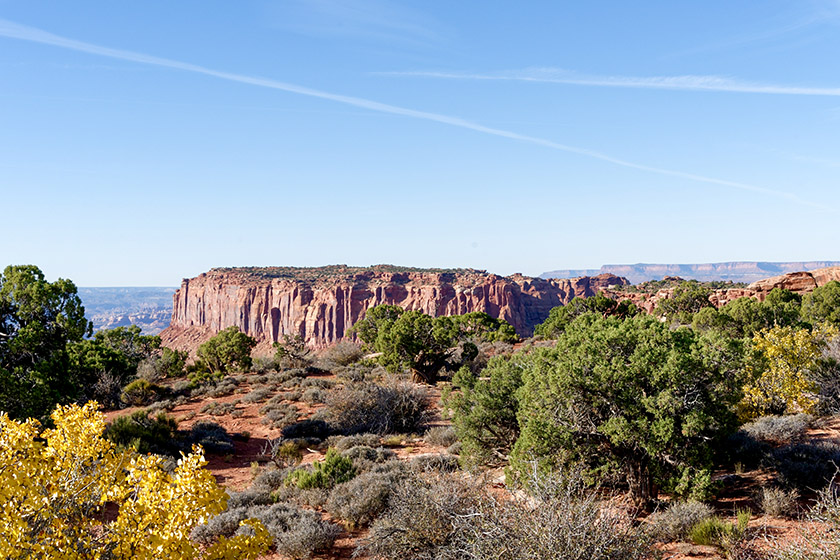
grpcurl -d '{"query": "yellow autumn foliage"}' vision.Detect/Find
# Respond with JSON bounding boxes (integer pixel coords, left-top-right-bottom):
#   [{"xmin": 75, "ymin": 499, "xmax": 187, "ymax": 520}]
[
  {"xmin": 741, "ymin": 324, "xmax": 837, "ymax": 420},
  {"xmin": 0, "ymin": 401, "xmax": 271, "ymax": 560}
]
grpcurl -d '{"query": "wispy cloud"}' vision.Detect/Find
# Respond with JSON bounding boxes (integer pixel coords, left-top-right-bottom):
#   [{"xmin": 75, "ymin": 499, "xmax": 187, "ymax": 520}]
[
  {"xmin": 0, "ymin": 19, "xmax": 829, "ymax": 211},
  {"xmin": 264, "ymin": 0, "xmax": 445, "ymax": 46},
  {"xmin": 379, "ymin": 68, "xmax": 840, "ymax": 97}
]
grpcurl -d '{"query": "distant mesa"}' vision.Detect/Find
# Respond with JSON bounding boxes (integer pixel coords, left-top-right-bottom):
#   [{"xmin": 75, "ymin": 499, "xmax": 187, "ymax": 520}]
[
  {"xmin": 82, "ymin": 262, "xmax": 840, "ymax": 352},
  {"xmin": 159, "ymin": 265, "xmax": 627, "ymax": 353},
  {"xmin": 77, "ymin": 287, "xmax": 176, "ymax": 335},
  {"xmin": 541, "ymin": 261, "xmax": 840, "ymax": 285}
]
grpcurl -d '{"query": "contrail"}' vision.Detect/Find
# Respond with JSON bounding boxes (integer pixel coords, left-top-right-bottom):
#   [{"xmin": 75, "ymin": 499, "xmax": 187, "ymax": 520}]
[
  {"xmin": 0, "ymin": 19, "xmax": 828, "ymax": 210},
  {"xmin": 379, "ymin": 69, "xmax": 840, "ymax": 97}
]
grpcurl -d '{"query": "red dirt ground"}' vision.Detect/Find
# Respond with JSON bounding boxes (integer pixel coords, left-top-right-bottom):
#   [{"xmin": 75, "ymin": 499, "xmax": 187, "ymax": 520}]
[{"xmin": 105, "ymin": 373, "xmax": 840, "ymax": 560}]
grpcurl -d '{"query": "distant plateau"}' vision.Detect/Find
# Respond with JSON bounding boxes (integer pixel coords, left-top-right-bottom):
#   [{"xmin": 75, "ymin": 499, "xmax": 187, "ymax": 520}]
[{"xmin": 541, "ymin": 261, "xmax": 840, "ymax": 284}]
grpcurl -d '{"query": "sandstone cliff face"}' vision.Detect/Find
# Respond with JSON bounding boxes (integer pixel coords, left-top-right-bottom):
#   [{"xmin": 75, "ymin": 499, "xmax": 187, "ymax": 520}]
[
  {"xmin": 160, "ymin": 266, "xmax": 628, "ymax": 353},
  {"xmin": 746, "ymin": 267, "xmax": 840, "ymax": 298}
]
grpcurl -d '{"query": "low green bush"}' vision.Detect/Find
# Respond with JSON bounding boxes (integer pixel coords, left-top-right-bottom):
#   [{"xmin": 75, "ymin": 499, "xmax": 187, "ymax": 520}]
[
  {"xmin": 689, "ymin": 510, "xmax": 750, "ymax": 550},
  {"xmin": 445, "ymin": 356, "xmax": 523, "ymax": 467},
  {"xmin": 159, "ymin": 347, "xmax": 189, "ymax": 378},
  {"xmin": 137, "ymin": 347, "xmax": 188, "ymax": 382},
  {"xmin": 186, "ymin": 361, "xmax": 224, "ymax": 387},
  {"xmin": 104, "ymin": 409, "xmax": 179, "ymax": 455},
  {"xmin": 285, "ymin": 448, "xmax": 356, "ymax": 490},
  {"xmin": 120, "ymin": 379, "xmax": 164, "ymax": 406}
]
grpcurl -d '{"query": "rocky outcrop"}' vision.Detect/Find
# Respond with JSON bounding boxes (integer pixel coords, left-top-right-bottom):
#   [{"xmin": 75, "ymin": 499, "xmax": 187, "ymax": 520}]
[
  {"xmin": 601, "ymin": 286, "xmax": 757, "ymax": 314},
  {"xmin": 601, "ymin": 267, "xmax": 840, "ymax": 313},
  {"xmin": 159, "ymin": 266, "xmax": 627, "ymax": 353},
  {"xmin": 746, "ymin": 267, "xmax": 840, "ymax": 299}
]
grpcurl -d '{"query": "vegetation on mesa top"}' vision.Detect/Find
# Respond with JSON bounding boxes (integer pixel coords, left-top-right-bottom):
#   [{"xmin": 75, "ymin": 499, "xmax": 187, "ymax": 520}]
[
  {"xmin": 613, "ymin": 277, "xmax": 747, "ymax": 294},
  {"xmin": 207, "ymin": 264, "xmax": 489, "ymax": 282}
]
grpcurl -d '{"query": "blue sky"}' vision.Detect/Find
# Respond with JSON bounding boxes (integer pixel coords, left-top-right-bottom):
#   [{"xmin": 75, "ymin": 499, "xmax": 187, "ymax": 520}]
[{"xmin": 2, "ymin": 1, "xmax": 840, "ymax": 286}]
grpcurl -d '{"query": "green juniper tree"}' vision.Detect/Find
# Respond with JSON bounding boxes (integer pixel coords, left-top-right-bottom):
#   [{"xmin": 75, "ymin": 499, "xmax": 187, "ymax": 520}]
[
  {"xmin": 351, "ymin": 306, "xmax": 517, "ymax": 383},
  {"xmin": 0, "ymin": 265, "xmax": 91, "ymax": 419},
  {"xmin": 511, "ymin": 313, "xmax": 743, "ymax": 509},
  {"xmin": 196, "ymin": 326, "xmax": 257, "ymax": 374}
]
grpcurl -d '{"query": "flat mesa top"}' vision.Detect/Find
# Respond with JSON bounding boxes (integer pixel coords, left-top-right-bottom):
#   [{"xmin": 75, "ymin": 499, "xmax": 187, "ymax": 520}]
[{"xmin": 202, "ymin": 265, "xmax": 490, "ymax": 282}]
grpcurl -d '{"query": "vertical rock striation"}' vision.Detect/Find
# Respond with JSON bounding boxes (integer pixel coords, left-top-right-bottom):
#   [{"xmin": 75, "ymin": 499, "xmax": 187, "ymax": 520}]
[{"xmin": 159, "ymin": 265, "xmax": 628, "ymax": 353}]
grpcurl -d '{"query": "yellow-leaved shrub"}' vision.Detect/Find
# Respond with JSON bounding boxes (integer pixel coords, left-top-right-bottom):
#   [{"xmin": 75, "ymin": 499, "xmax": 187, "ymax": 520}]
[
  {"xmin": 0, "ymin": 401, "xmax": 271, "ymax": 560},
  {"xmin": 740, "ymin": 324, "xmax": 837, "ymax": 420}
]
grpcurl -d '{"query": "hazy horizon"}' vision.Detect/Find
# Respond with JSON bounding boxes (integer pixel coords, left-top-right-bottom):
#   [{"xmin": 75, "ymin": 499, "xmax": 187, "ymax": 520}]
[{"xmin": 59, "ymin": 259, "xmax": 840, "ymax": 288}]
